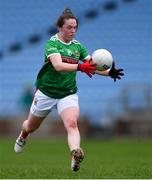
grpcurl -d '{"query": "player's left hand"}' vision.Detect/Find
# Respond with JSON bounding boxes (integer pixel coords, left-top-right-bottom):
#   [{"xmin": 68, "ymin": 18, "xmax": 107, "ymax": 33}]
[{"xmin": 109, "ymin": 62, "xmax": 124, "ymax": 82}]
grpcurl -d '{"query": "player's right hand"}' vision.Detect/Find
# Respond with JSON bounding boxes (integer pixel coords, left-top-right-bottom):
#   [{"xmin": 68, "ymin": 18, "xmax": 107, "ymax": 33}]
[{"xmin": 77, "ymin": 59, "xmax": 97, "ymax": 78}]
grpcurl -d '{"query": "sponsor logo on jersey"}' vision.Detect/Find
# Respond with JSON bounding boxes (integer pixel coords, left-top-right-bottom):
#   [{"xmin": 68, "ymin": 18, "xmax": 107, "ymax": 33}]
[{"xmin": 62, "ymin": 56, "xmax": 78, "ymax": 64}]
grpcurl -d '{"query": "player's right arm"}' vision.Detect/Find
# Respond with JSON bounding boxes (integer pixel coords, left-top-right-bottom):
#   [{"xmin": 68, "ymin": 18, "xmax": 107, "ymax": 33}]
[
  {"xmin": 49, "ymin": 54, "xmax": 96, "ymax": 78},
  {"xmin": 46, "ymin": 40, "xmax": 96, "ymax": 77},
  {"xmin": 49, "ymin": 54, "xmax": 78, "ymax": 72},
  {"xmin": 45, "ymin": 40, "xmax": 77, "ymax": 72}
]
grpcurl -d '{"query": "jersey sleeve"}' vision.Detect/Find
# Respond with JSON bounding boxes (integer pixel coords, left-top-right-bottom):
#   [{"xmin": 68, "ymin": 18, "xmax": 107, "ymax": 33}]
[
  {"xmin": 79, "ymin": 44, "xmax": 90, "ymax": 62},
  {"xmin": 45, "ymin": 40, "xmax": 60, "ymax": 59}
]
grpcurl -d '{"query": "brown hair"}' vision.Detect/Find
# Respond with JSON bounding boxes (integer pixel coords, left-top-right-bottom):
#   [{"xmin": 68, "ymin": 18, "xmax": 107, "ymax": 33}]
[{"xmin": 56, "ymin": 8, "xmax": 78, "ymax": 29}]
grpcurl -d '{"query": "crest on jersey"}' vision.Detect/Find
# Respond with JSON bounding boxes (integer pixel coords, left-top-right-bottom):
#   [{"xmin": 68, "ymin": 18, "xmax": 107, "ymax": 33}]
[{"xmin": 75, "ymin": 51, "xmax": 79, "ymax": 57}]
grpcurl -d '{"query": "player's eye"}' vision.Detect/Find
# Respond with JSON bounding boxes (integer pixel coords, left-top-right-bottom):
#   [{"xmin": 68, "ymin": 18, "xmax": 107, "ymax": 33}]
[
  {"xmin": 67, "ymin": 26, "xmax": 77, "ymax": 30},
  {"xmin": 67, "ymin": 26, "xmax": 72, "ymax": 29}
]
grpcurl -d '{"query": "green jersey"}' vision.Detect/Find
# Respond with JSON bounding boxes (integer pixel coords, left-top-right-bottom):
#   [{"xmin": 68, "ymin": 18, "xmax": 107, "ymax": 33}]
[{"xmin": 35, "ymin": 34, "xmax": 89, "ymax": 98}]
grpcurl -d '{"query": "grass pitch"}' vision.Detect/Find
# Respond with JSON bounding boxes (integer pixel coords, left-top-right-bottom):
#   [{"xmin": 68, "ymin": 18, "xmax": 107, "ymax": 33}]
[{"xmin": 1, "ymin": 138, "xmax": 152, "ymax": 179}]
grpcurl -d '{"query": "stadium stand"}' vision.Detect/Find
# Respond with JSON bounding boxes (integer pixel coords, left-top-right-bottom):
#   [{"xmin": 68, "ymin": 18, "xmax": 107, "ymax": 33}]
[{"xmin": 0, "ymin": 0, "xmax": 152, "ymax": 126}]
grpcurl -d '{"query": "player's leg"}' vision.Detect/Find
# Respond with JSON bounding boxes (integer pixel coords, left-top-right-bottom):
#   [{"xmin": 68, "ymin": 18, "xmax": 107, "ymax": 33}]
[
  {"xmin": 14, "ymin": 89, "xmax": 53, "ymax": 153},
  {"xmin": 21, "ymin": 112, "xmax": 44, "ymax": 136},
  {"xmin": 14, "ymin": 113, "xmax": 45, "ymax": 153},
  {"xmin": 57, "ymin": 94, "xmax": 84, "ymax": 171},
  {"xmin": 60, "ymin": 107, "xmax": 80, "ymax": 150},
  {"xmin": 59, "ymin": 107, "xmax": 84, "ymax": 171}
]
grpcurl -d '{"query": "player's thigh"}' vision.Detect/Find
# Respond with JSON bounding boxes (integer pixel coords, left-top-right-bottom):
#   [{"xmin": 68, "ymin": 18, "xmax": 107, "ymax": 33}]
[
  {"xmin": 59, "ymin": 107, "xmax": 79, "ymax": 128},
  {"xmin": 57, "ymin": 94, "xmax": 80, "ymax": 123},
  {"xmin": 57, "ymin": 94, "xmax": 79, "ymax": 115},
  {"xmin": 30, "ymin": 89, "xmax": 57, "ymax": 118},
  {"xmin": 60, "ymin": 107, "xmax": 79, "ymax": 121}
]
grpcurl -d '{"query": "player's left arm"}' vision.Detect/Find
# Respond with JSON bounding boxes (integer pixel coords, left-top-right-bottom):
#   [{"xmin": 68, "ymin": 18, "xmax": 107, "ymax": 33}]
[
  {"xmin": 95, "ymin": 62, "xmax": 124, "ymax": 82},
  {"xmin": 95, "ymin": 69, "xmax": 109, "ymax": 76}
]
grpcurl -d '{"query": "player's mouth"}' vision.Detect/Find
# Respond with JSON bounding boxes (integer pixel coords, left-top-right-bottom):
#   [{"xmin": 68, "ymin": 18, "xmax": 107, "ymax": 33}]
[{"xmin": 69, "ymin": 34, "xmax": 75, "ymax": 38}]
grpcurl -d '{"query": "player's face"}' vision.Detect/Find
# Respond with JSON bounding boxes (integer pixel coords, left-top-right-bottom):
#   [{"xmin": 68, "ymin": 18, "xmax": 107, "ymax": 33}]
[{"xmin": 59, "ymin": 19, "xmax": 77, "ymax": 43}]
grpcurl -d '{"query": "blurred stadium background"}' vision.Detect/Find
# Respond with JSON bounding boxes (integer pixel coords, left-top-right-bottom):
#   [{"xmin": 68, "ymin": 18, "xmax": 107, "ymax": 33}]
[{"xmin": 0, "ymin": 0, "xmax": 152, "ymax": 139}]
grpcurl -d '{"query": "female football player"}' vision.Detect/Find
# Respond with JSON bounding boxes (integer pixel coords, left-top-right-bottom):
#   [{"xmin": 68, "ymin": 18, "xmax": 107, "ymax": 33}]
[{"xmin": 14, "ymin": 8, "xmax": 124, "ymax": 172}]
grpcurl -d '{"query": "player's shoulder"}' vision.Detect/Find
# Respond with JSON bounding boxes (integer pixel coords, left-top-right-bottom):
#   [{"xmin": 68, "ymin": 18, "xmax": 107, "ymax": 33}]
[
  {"xmin": 72, "ymin": 39, "xmax": 86, "ymax": 50},
  {"xmin": 72, "ymin": 39, "xmax": 81, "ymax": 45},
  {"xmin": 47, "ymin": 34, "xmax": 58, "ymax": 43},
  {"xmin": 72, "ymin": 39, "xmax": 85, "ymax": 49},
  {"xmin": 50, "ymin": 34, "xmax": 58, "ymax": 41},
  {"xmin": 45, "ymin": 34, "xmax": 58, "ymax": 48}
]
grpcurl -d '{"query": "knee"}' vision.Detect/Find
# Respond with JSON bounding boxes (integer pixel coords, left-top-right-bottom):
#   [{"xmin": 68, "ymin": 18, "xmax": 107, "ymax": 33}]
[{"xmin": 65, "ymin": 118, "xmax": 78, "ymax": 130}]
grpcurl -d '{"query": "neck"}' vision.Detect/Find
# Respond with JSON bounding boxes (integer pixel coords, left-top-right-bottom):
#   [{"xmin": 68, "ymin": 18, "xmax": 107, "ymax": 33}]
[{"xmin": 58, "ymin": 33, "xmax": 71, "ymax": 43}]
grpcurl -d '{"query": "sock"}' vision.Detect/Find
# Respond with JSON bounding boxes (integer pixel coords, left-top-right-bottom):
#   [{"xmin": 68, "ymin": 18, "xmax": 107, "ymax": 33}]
[{"xmin": 19, "ymin": 130, "xmax": 29, "ymax": 139}]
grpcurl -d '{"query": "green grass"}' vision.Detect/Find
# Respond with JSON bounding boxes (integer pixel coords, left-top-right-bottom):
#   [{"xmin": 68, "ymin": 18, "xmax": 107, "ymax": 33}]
[{"xmin": 1, "ymin": 138, "xmax": 152, "ymax": 178}]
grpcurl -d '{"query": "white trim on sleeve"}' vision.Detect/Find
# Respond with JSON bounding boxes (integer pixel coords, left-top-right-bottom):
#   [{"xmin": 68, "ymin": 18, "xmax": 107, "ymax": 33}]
[
  {"xmin": 47, "ymin": 52, "xmax": 60, "ymax": 59},
  {"xmin": 82, "ymin": 55, "xmax": 91, "ymax": 61}
]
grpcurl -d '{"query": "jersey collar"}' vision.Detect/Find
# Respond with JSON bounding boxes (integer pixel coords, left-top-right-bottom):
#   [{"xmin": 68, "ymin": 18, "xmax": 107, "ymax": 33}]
[{"xmin": 56, "ymin": 34, "xmax": 72, "ymax": 45}]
